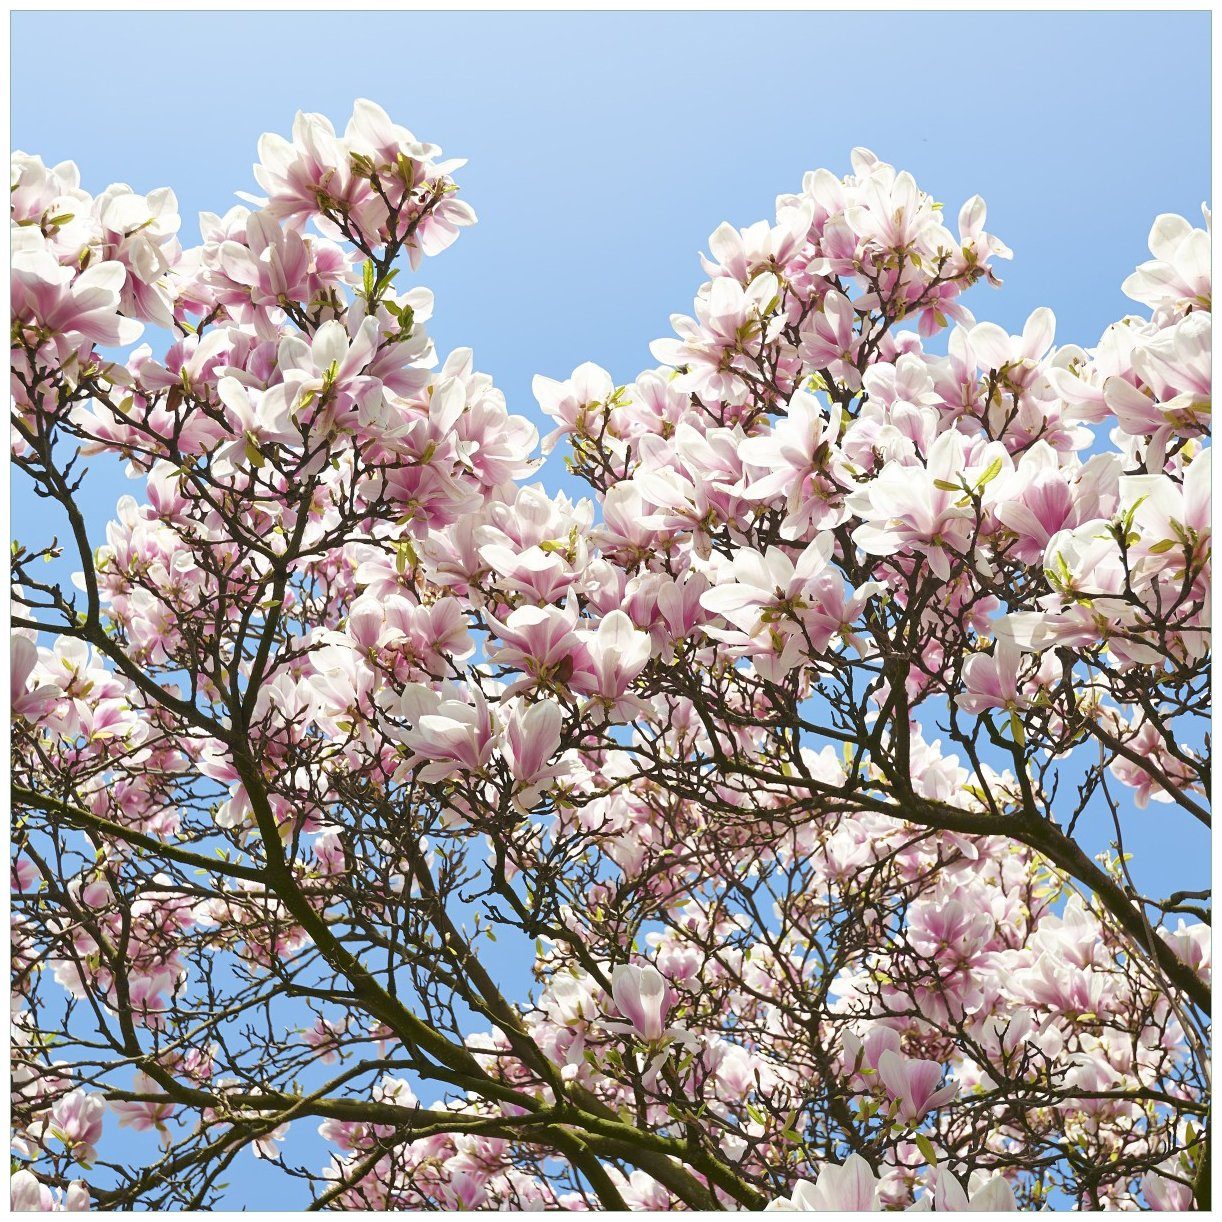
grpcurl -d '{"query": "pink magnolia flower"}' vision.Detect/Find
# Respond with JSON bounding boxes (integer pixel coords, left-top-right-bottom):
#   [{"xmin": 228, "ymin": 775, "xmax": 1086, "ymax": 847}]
[
  {"xmin": 917, "ymin": 1164, "xmax": 1017, "ymax": 1211},
  {"xmin": 275, "ymin": 316, "xmax": 384, "ymax": 435},
  {"xmin": 502, "ymin": 699, "xmax": 570, "ymax": 805},
  {"xmin": 582, "ymin": 611, "xmax": 652, "ymax": 718},
  {"xmin": 651, "ymin": 272, "xmax": 783, "ymax": 404},
  {"xmin": 1141, "ymin": 1161, "xmax": 1195, "ymax": 1211},
  {"xmin": 254, "ymin": 109, "xmax": 364, "ymax": 231},
  {"xmin": 213, "ymin": 375, "xmax": 301, "ymax": 472},
  {"xmin": 654, "ymin": 573, "xmax": 712, "ymax": 657},
  {"xmin": 848, "ymin": 432, "xmax": 1012, "ymax": 582},
  {"xmin": 844, "ymin": 159, "xmax": 952, "ymax": 261},
  {"xmin": 964, "ymin": 307, "xmax": 1056, "ymax": 392},
  {"xmin": 211, "ymin": 209, "xmax": 351, "ymax": 316},
  {"xmin": 700, "ymin": 535, "xmax": 834, "ymax": 635},
  {"xmin": 1160, "ymin": 920, "xmax": 1211, "ymax": 985},
  {"xmin": 1122, "ymin": 210, "xmax": 1211, "ymax": 312},
  {"xmin": 1120, "ymin": 447, "xmax": 1210, "ymax": 564},
  {"xmin": 111, "ymin": 1072, "xmax": 177, "ymax": 1144},
  {"xmin": 799, "ymin": 290, "xmax": 863, "ymax": 389},
  {"xmin": 953, "ymin": 192, "xmax": 1012, "ymax": 287},
  {"xmin": 11, "ymin": 635, "xmax": 62, "ymax": 720},
  {"xmin": 10, "ymin": 1170, "xmax": 90, "ymax": 1212},
  {"xmin": 739, "ymin": 389, "xmax": 850, "ymax": 533},
  {"xmin": 993, "ymin": 445, "xmax": 1084, "ymax": 565},
  {"xmin": 344, "ymin": 99, "xmax": 475, "ymax": 266},
  {"xmin": 252, "ymin": 1122, "xmax": 290, "ymax": 1161},
  {"xmin": 486, "ymin": 602, "xmax": 591, "ymax": 698},
  {"xmin": 605, "ymin": 1168, "xmax": 674, "ymax": 1211},
  {"xmin": 608, "ymin": 964, "xmax": 673, "ymax": 1041},
  {"xmin": 93, "ymin": 183, "xmax": 182, "ymax": 327},
  {"xmin": 47, "ymin": 1090, "xmax": 106, "ymax": 1163},
  {"xmin": 766, "ymin": 1155, "xmax": 881, "ymax": 1211},
  {"xmin": 533, "ymin": 362, "xmax": 615, "ymax": 454},
  {"xmin": 700, "ymin": 201, "xmax": 813, "ymax": 283},
  {"xmin": 9, "ymin": 151, "xmax": 91, "ymax": 233},
  {"xmin": 1108, "ymin": 713, "xmax": 1205, "ymax": 809},
  {"xmin": 443, "ymin": 1171, "xmax": 487, "ymax": 1211},
  {"xmin": 394, "ymin": 684, "xmax": 496, "ymax": 784},
  {"xmin": 11, "ymin": 235, "xmax": 142, "ymax": 354},
  {"xmin": 11, "ymin": 1170, "xmax": 52, "ymax": 1212},
  {"xmin": 841, "ymin": 1023, "xmax": 902, "ymax": 1092},
  {"xmin": 12, "ymin": 854, "xmax": 40, "ymax": 893},
  {"xmin": 957, "ymin": 640, "xmax": 1055, "ymax": 716},
  {"xmin": 480, "ymin": 541, "xmax": 579, "ymax": 604},
  {"xmin": 877, "ymin": 1050, "xmax": 958, "ymax": 1125}
]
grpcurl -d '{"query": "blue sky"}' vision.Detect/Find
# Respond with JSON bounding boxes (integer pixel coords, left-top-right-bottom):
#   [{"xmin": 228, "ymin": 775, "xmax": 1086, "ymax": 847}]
[{"xmin": 10, "ymin": 9, "xmax": 1212, "ymax": 1208}]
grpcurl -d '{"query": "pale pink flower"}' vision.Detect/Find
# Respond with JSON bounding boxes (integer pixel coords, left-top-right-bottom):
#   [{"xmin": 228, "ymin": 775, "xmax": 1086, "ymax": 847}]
[
  {"xmin": 10, "ymin": 1170, "xmax": 52, "ymax": 1212},
  {"xmin": 609, "ymin": 964, "xmax": 673, "ymax": 1041},
  {"xmin": 11, "ymin": 635, "xmax": 62, "ymax": 720},
  {"xmin": 799, "ymin": 290, "xmax": 863, "ymax": 389},
  {"xmin": 8, "ymin": 1170, "xmax": 87, "ymax": 1212},
  {"xmin": 958, "ymin": 641, "xmax": 1053, "ymax": 716},
  {"xmin": 841, "ymin": 1023, "xmax": 902, "ymax": 1091},
  {"xmin": 919, "ymin": 1164, "xmax": 1017, "ymax": 1211},
  {"xmin": 1122, "ymin": 210, "xmax": 1211, "ymax": 312},
  {"xmin": 12, "ymin": 854, "xmax": 40, "ymax": 893},
  {"xmin": 1141, "ymin": 1161, "xmax": 1195, "ymax": 1211},
  {"xmin": 394, "ymin": 684, "xmax": 496, "ymax": 784},
  {"xmin": 111, "ymin": 1072, "xmax": 176, "ymax": 1144},
  {"xmin": 486, "ymin": 602, "xmax": 591, "ymax": 698},
  {"xmin": 700, "ymin": 535, "xmax": 834, "ymax": 635},
  {"xmin": 48, "ymin": 1089, "xmax": 106, "ymax": 1163},
  {"xmin": 766, "ymin": 1155, "xmax": 881, "ymax": 1211},
  {"xmin": 848, "ymin": 432, "xmax": 1011, "ymax": 581},
  {"xmin": 11, "ymin": 235, "xmax": 142, "ymax": 353},
  {"xmin": 582, "ymin": 611, "xmax": 652, "ymax": 719},
  {"xmin": 877, "ymin": 1050, "xmax": 958, "ymax": 1124},
  {"xmin": 502, "ymin": 699, "xmax": 570, "ymax": 804},
  {"xmin": 532, "ymin": 362, "xmax": 615, "ymax": 453}
]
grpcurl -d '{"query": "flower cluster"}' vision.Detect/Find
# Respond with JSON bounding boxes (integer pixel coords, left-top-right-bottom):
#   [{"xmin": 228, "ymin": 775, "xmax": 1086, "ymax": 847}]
[{"xmin": 11, "ymin": 105, "xmax": 1209, "ymax": 1212}]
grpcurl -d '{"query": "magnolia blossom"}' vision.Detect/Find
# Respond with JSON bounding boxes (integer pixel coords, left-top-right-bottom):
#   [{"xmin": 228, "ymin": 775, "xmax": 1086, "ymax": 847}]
[
  {"xmin": 392, "ymin": 684, "xmax": 497, "ymax": 784},
  {"xmin": 700, "ymin": 536, "xmax": 834, "ymax": 634},
  {"xmin": 1141, "ymin": 1162, "xmax": 1195, "ymax": 1211},
  {"xmin": 877, "ymin": 1050, "xmax": 959, "ymax": 1125},
  {"xmin": 110, "ymin": 1072, "xmax": 177, "ymax": 1143},
  {"xmin": 912, "ymin": 1164, "xmax": 1017, "ymax": 1212},
  {"xmin": 847, "ymin": 432, "xmax": 1012, "ymax": 581},
  {"xmin": 608, "ymin": 964, "xmax": 673, "ymax": 1041},
  {"xmin": 766, "ymin": 1155, "xmax": 882, "ymax": 1211},
  {"xmin": 501, "ymin": 699, "xmax": 570, "ymax": 805},
  {"xmin": 43, "ymin": 1090, "xmax": 105, "ymax": 1164},
  {"xmin": 10, "ymin": 1170, "xmax": 90, "ymax": 1213},
  {"xmin": 9, "ymin": 102, "xmax": 1210, "ymax": 1214}
]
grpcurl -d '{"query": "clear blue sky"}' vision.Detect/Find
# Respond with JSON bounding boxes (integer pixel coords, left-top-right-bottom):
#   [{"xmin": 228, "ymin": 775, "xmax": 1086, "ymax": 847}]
[
  {"xmin": 11, "ymin": 9, "xmax": 1212, "ymax": 1209},
  {"xmin": 11, "ymin": 11, "xmax": 1211, "ymax": 419}
]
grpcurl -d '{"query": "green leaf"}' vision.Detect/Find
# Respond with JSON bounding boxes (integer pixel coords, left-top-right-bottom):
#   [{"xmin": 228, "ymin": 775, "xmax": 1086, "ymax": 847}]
[
  {"xmin": 976, "ymin": 456, "xmax": 1003, "ymax": 487},
  {"xmin": 914, "ymin": 1132, "xmax": 939, "ymax": 1165},
  {"xmin": 395, "ymin": 539, "xmax": 418, "ymax": 575}
]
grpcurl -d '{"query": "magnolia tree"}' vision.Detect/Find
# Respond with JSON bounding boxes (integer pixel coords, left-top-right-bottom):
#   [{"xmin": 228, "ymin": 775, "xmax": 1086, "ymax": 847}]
[{"xmin": 10, "ymin": 102, "xmax": 1211, "ymax": 1212}]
